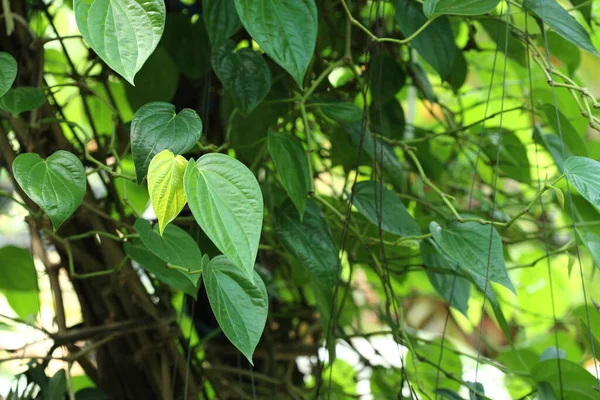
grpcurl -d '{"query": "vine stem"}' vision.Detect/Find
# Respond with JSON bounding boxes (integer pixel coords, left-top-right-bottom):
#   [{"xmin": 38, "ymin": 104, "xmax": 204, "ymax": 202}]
[{"xmin": 505, "ymin": 174, "xmax": 565, "ymax": 228}]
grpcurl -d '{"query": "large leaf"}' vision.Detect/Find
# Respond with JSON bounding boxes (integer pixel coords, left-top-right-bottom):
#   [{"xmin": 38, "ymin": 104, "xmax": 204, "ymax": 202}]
[
  {"xmin": 13, "ymin": 151, "xmax": 86, "ymax": 230},
  {"xmin": 267, "ymin": 130, "xmax": 310, "ymax": 219},
  {"xmin": 202, "ymin": 255, "xmax": 268, "ymax": 364},
  {"xmin": 274, "ymin": 199, "xmax": 339, "ymax": 289},
  {"xmin": 130, "ymin": 102, "xmax": 202, "ymax": 183},
  {"xmin": 74, "ymin": 0, "xmax": 166, "ymax": 85},
  {"xmin": 524, "ymin": 0, "xmax": 599, "ymax": 57},
  {"xmin": 396, "ymin": 0, "xmax": 456, "ymax": 79},
  {"xmin": 0, "ymin": 87, "xmax": 46, "ymax": 116},
  {"xmin": 406, "ymin": 339, "xmax": 463, "ymax": 395},
  {"xmin": 147, "ymin": 150, "xmax": 188, "ymax": 235},
  {"xmin": 234, "ymin": 0, "xmax": 318, "ymax": 87},
  {"xmin": 212, "ymin": 40, "xmax": 271, "ymax": 115},
  {"xmin": 424, "ymin": 0, "xmax": 500, "ymax": 17},
  {"xmin": 184, "ymin": 153, "xmax": 263, "ymax": 279},
  {"xmin": 481, "ymin": 127, "xmax": 531, "ymax": 184},
  {"xmin": 0, "ymin": 52, "xmax": 17, "ymax": 97},
  {"xmin": 430, "ymin": 219, "xmax": 515, "ymax": 293},
  {"xmin": 539, "ymin": 103, "xmax": 588, "ymax": 157},
  {"xmin": 350, "ymin": 181, "xmax": 420, "ymax": 237},
  {"xmin": 531, "ymin": 358, "xmax": 600, "ymax": 399},
  {"xmin": 564, "ymin": 157, "xmax": 600, "ymax": 209},
  {"xmin": 203, "ymin": 0, "xmax": 241, "ymax": 43},
  {"xmin": 3, "ymin": 290, "xmax": 39, "ymax": 320},
  {"xmin": 317, "ymin": 100, "xmax": 363, "ymax": 123},
  {"xmin": 583, "ymin": 232, "xmax": 600, "ymax": 269},
  {"xmin": 0, "ymin": 246, "xmax": 38, "ymax": 291}
]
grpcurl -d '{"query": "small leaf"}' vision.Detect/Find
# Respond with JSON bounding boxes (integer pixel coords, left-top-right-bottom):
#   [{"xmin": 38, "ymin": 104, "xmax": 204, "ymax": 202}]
[
  {"xmin": 234, "ymin": 0, "xmax": 318, "ymax": 87},
  {"xmin": 212, "ymin": 40, "xmax": 271, "ymax": 115},
  {"xmin": 0, "ymin": 52, "xmax": 17, "ymax": 97},
  {"xmin": 147, "ymin": 150, "xmax": 188, "ymax": 235},
  {"xmin": 74, "ymin": 0, "xmax": 166, "ymax": 84},
  {"xmin": 524, "ymin": 0, "xmax": 599, "ymax": 57},
  {"xmin": 130, "ymin": 102, "xmax": 202, "ymax": 183},
  {"xmin": 467, "ymin": 381, "xmax": 485, "ymax": 400},
  {"xmin": 564, "ymin": 156, "xmax": 600, "ymax": 209},
  {"xmin": 317, "ymin": 100, "xmax": 363, "ymax": 123},
  {"xmin": 549, "ymin": 186, "xmax": 565, "ymax": 209},
  {"xmin": 583, "ymin": 232, "xmax": 600, "ymax": 269},
  {"xmin": 424, "ymin": 0, "xmax": 500, "ymax": 17},
  {"xmin": 268, "ymin": 130, "xmax": 310, "ymax": 219},
  {"xmin": 0, "ymin": 87, "xmax": 46, "ymax": 116},
  {"xmin": 184, "ymin": 153, "xmax": 263, "ymax": 279},
  {"xmin": 531, "ymin": 358, "xmax": 600, "ymax": 399},
  {"xmin": 202, "ymin": 255, "xmax": 268, "ymax": 364},
  {"xmin": 13, "ymin": 151, "xmax": 86, "ymax": 230},
  {"xmin": 274, "ymin": 199, "xmax": 339, "ymax": 289},
  {"xmin": 203, "ymin": 0, "xmax": 241, "ymax": 43},
  {"xmin": 0, "ymin": 246, "xmax": 38, "ymax": 291}
]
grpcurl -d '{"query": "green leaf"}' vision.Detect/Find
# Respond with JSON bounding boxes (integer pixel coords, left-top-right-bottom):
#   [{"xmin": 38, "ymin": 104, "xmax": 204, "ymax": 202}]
[
  {"xmin": 524, "ymin": 0, "xmax": 599, "ymax": 57},
  {"xmin": 424, "ymin": 0, "xmax": 500, "ymax": 17},
  {"xmin": 203, "ymin": 0, "xmax": 241, "ymax": 43},
  {"xmin": 583, "ymin": 232, "xmax": 600, "ymax": 269},
  {"xmin": 481, "ymin": 127, "xmax": 531, "ymax": 184},
  {"xmin": 407, "ymin": 339, "xmax": 463, "ymax": 395},
  {"xmin": 531, "ymin": 358, "xmax": 600, "ymax": 399},
  {"xmin": 564, "ymin": 156, "xmax": 600, "ymax": 209},
  {"xmin": 369, "ymin": 54, "xmax": 406, "ymax": 106},
  {"xmin": 45, "ymin": 370, "xmax": 66, "ymax": 400},
  {"xmin": 396, "ymin": 0, "xmax": 456, "ymax": 79},
  {"xmin": 184, "ymin": 153, "xmax": 263, "ymax": 279},
  {"xmin": 547, "ymin": 31, "xmax": 581, "ymax": 75},
  {"xmin": 317, "ymin": 100, "xmax": 363, "ymax": 123},
  {"xmin": 0, "ymin": 246, "xmax": 38, "ymax": 291},
  {"xmin": 274, "ymin": 199, "xmax": 339, "ymax": 289},
  {"xmin": 0, "ymin": 52, "xmax": 17, "ymax": 97},
  {"xmin": 268, "ymin": 130, "xmax": 310, "ymax": 219},
  {"xmin": 13, "ymin": 151, "xmax": 86, "ymax": 230},
  {"xmin": 479, "ymin": 18, "xmax": 527, "ymax": 66},
  {"xmin": 124, "ymin": 240, "xmax": 199, "ymax": 297},
  {"xmin": 539, "ymin": 103, "xmax": 588, "ymax": 157},
  {"xmin": 74, "ymin": 0, "xmax": 166, "ymax": 85},
  {"xmin": 202, "ymin": 255, "xmax": 268, "ymax": 364},
  {"xmin": 2, "ymin": 290, "xmax": 39, "ymax": 320},
  {"xmin": 130, "ymin": 102, "xmax": 202, "ymax": 183},
  {"xmin": 350, "ymin": 181, "xmax": 420, "ymax": 237},
  {"xmin": 0, "ymin": 87, "xmax": 46, "ymax": 116},
  {"xmin": 147, "ymin": 150, "xmax": 188, "ymax": 235},
  {"xmin": 212, "ymin": 40, "xmax": 271, "ymax": 115},
  {"xmin": 234, "ymin": 0, "xmax": 318, "ymax": 87},
  {"xmin": 435, "ymin": 389, "xmax": 465, "ymax": 400},
  {"xmin": 430, "ymin": 219, "xmax": 515, "ymax": 293},
  {"xmin": 549, "ymin": 186, "xmax": 565, "ymax": 209},
  {"xmin": 534, "ymin": 124, "xmax": 574, "ymax": 172},
  {"xmin": 537, "ymin": 382, "xmax": 556, "ymax": 400},
  {"xmin": 570, "ymin": 0, "xmax": 592, "ymax": 25}
]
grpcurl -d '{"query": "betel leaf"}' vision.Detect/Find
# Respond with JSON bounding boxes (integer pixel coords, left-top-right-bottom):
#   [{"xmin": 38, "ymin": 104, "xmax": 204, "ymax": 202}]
[
  {"xmin": 274, "ymin": 199, "xmax": 339, "ymax": 289},
  {"xmin": 539, "ymin": 103, "xmax": 588, "ymax": 157},
  {"xmin": 212, "ymin": 40, "xmax": 271, "ymax": 116},
  {"xmin": 130, "ymin": 102, "xmax": 202, "ymax": 183},
  {"xmin": 234, "ymin": 0, "xmax": 318, "ymax": 87},
  {"xmin": 13, "ymin": 151, "xmax": 86, "ymax": 230},
  {"xmin": 147, "ymin": 150, "xmax": 188, "ymax": 235},
  {"xmin": 350, "ymin": 181, "xmax": 420, "ymax": 237},
  {"xmin": 524, "ymin": 0, "xmax": 599, "ymax": 57},
  {"xmin": 0, "ymin": 52, "xmax": 17, "ymax": 97},
  {"xmin": 547, "ymin": 31, "xmax": 581, "ymax": 75},
  {"xmin": 481, "ymin": 127, "xmax": 531, "ymax": 184},
  {"xmin": 424, "ymin": 0, "xmax": 500, "ymax": 17},
  {"xmin": 202, "ymin": 255, "xmax": 268, "ymax": 364},
  {"xmin": 0, "ymin": 246, "xmax": 38, "ymax": 292},
  {"xmin": 124, "ymin": 241, "xmax": 199, "ymax": 297},
  {"xmin": 317, "ymin": 100, "xmax": 363, "ymax": 123},
  {"xmin": 4, "ymin": 290, "xmax": 39, "ymax": 320},
  {"xmin": 268, "ymin": 130, "xmax": 310, "ymax": 219},
  {"xmin": 74, "ymin": 0, "xmax": 166, "ymax": 85},
  {"xmin": 45, "ymin": 370, "xmax": 66, "ymax": 400},
  {"xmin": 184, "ymin": 153, "xmax": 263, "ymax": 279},
  {"xmin": 537, "ymin": 382, "xmax": 556, "ymax": 400},
  {"xmin": 582, "ymin": 232, "xmax": 600, "ymax": 269},
  {"xmin": 564, "ymin": 157, "xmax": 600, "ymax": 209},
  {"xmin": 0, "ymin": 87, "xmax": 46, "ymax": 116},
  {"xmin": 531, "ymin": 358, "xmax": 600, "ymax": 399},
  {"xmin": 534, "ymin": 124, "xmax": 574, "ymax": 172},
  {"xmin": 396, "ymin": 0, "xmax": 456, "ymax": 79},
  {"xmin": 430, "ymin": 219, "xmax": 515, "ymax": 293},
  {"xmin": 203, "ymin": 0, "xmax": 241, "ymax": 43},
  {"xmin": 134, "ymin": 219, "xmax": 202, "ymax": 280}
]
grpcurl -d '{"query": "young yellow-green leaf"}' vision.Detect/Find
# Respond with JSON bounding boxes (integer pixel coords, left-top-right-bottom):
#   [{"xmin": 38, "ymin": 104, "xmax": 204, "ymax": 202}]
[
  {"xmin": 13, "ymin": 151, "xmax": 86, "ymax": 230},
  {"xmin": 564, "ymin": 156, "xmax": 600, "ymax": 209},
  {"xmin": 74, "ymin": 0, "xmax": 166, "ymax": 85},
  {"xmin": 147, "ymin": 150, "xmax": 188, "ymax": 235},
  {"xmin": 184, "ymin": 153, "xmax": 263, "ymax": 279},
  {"xmin": 531, "ymin": 359, "xmax": 600, "ymax": 399},
  {"xmin": 548, "ymin": 186, "xmax": 565, "ymax": 209},
  {"xmin": 203, "ymin": 0, "xmax": 241, "ymax": 43},
  {"xmin": 0, "ymin": 87, "xmax": 46, "ymax": 116},
  {"xmin": 0, "ymin": 52, "xmax": 17, "ymax": 97},
  {"xmin": 202, "ymin": 255, "xmax": 268, "ymax": 364},
  {"xmin": 424, "ymin": 0, "xmax": 500, "ymax": 17}
]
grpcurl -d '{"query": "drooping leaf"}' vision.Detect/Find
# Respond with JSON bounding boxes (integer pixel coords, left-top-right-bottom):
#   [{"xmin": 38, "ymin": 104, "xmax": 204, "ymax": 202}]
[
  {"xmin": 539, "ymin": 103, "xmax": 588, "ymax": 157},
  {"xmin": 0, "ymin": 52, "xmax": 17, "ymax": 97},
  {"xmin": 202, "ymin": 255, "xmax": 268, "ymax": 364},
  {"xmin": 74, "ymin": 0, "xmax": 166, "ymax": 84},
  {"xmin": 0, "ymin": 87, "xmax": 46, "ymax": 116},
  {"xmin": 547, "ymin": 31, "xmax": 581, "ymax": 75},
  {"xmin": 369, "ymin": 54, "xmax": 406, "ymax": 106},
  {"xmin": 203, "ymin": 0, "xmax": 241, "ymax": 43},
  {"xmin": 570, "ymin": 0, "xmax": 592, "ymax": 25},
  {"xmin": 268, "ymin": 130, "xmax": 310, "ymax": 219},
  {"xmin": 564, "ymin": 157, "xmax": 600, "ymax": 209},
  {"xmin": 147, "ymin": 150, "xmax": 188, "ymax": 235},
  {"xmin": 479, "ymin": 18, "xmax": 527, "ymax": 66},
  {"xmin": 447, "ymin": 50, "xmax": 468, "ymax": 91},
  {"xmin": 537, "ymin": 382, "xmax": 556, "ymax": 400},
  {"xmin": 583, "ymin": 232, "xmax": 600, "ymax": 269},
  {"xmin": 184, "ymin": 153, "xmax": 263, "ymax": 279},
  {"xmin": 130, "ymin": 102, "xmax": 202, "ymax": 183},
  {"xmin": 0, "ymin": 246, "xmax": 38, "ymax": 291},
  {"xmin": 212, "ymin": 40, "xmax": 271, "ymax": 115},
  {"xmin": 317, "ymin": 100, "xmax": 363, "ymax": 123},
  {"xmin": 350, "ymin": 181, "xmax": 420, "ymax": 237},
  {"xmin": 531, "ymin": 358, "xmax": 600, "ymax": 399},
  {"xmin": 3, "ymin": 290, "xmax": 39, "ymax": 320},
  {"xmin": 524, "ymin": 0, "xmax": 599, "ymax": 57},
  {"xmin": 424, "ymin": 0, "xmax": 500, "ymax": 17},
  {"xmin": 274, "ymin": 199, "xmax": 339, "ymax": 289},
  {"xmin": 234, "ymin": 0, "xmax": 318, "ymax": 87},
  {"xmin": 481, "ymin": 127, "xmax": 531, "ymax": 184},
  {"xmin": 406, "ymin": 339, "xmax": 463, "ymax": 395},
  {"xmin": 430, "ymin": 219, "xmax": 515, "ymax": 293},
  {"xmin": 467, "ymin": 382, "xmax": 485, "ymax": 400},
  {"xmin": 13, "ymin": 151, "xmax": 86, "ymax": 230}
]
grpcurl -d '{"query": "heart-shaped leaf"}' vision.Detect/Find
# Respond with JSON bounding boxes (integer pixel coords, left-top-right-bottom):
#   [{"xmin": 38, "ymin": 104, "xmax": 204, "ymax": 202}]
[
  {"xmin": 564, "ymin": 156, "xmax": 600, "ymax": 209},
  {"xmin": 130, "ymin": 102, "xmax": 202, "ymax": 183},
  {"xmin": 234, "ymin": 0, "xmax": 317, "ymax": 87},
  {"xmin": 147, "ymin": 150, "xmax": 188, "ymax": 235},
  {"xmin": 212, "ymin": 39, "xmax": 271, "ymax": 115},
  {"xmin": 13, "ymin": 151, "xmax": 86, "ymax": 230},
  {"xmin": 74, "ymin": 0, "xmax": 166, "ymax": 85},
  {"xmin": 531, "ymin": 358, "xmax": 600, "ymax": 399},
  {"xmin": 424, "ymin": 0, "xmax": 500, "ymax": 17},
  {"xmin": 0, "ymin": 52, "xmax": 17, "ymax": 97},
  {"xmin": 184, "ymin": 153, "xmax": 263, "ymax": 279},
  {"xmin": 0, "ymin": 87, "xmax": 46, "ymax": 116},
  {"xmin": 203, "ymin": 0, "xmax": 241, "ymax": 43}
]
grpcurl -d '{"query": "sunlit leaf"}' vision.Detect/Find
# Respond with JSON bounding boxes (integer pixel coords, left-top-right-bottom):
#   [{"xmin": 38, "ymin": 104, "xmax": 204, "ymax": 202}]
[
  {"xmin": 539, "ymin": 103, "xmax": 588, "ymax": 157},
  {"xmin": 0, "ymin": 246, "xmax": 38, "ymax": 291},
  {"xmin": 564, "ymin": 156, "xmax": 600, "ymax": 209},
  {"xmin": 0, "ymin": 52, "xmax": 17, "ymax": 97},
  {"xmin": 424, "ymin": 0, "xmax": 500, "ymax": 17},
  {"xmin": 583, "ymin": 232, "xmax": 600, "ymax": 269},
  {"xmin": 0, "ymin": 87, "xmax": 46, "ymax": 116},
  {"xmin": 531, "ymin": 358, "xmax": 600, "ymax": 399}
]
